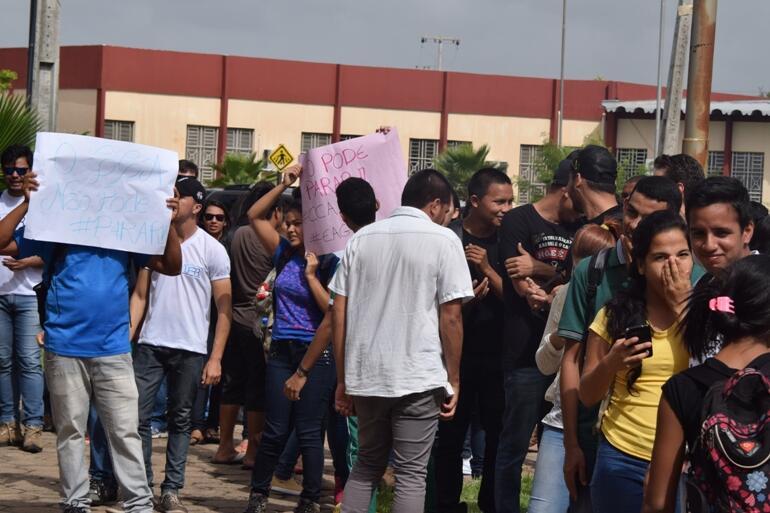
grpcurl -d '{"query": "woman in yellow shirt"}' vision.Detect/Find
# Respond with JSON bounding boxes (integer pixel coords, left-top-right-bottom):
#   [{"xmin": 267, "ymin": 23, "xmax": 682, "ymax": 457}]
[{"xmin": 579, "ymin": 210, "xmax": 693, "ymax": 513}]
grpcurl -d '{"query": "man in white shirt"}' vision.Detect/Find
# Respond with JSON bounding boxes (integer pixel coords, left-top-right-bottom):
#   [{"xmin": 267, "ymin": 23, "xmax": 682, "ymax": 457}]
[
  {"xmin": 0, "ymin": 144, "xmax": 45, "ymax": 452},
  {"xmin": 330, "ymin": 169, "xmax": 474, "ymax": 512},
  {"xmin": 130, "ymin": 177, "xmax": 232, "ymax": 513}
]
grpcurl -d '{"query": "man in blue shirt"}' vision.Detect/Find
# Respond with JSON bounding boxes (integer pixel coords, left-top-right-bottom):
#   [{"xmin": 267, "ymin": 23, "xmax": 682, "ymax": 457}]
[{"xmin": 0, "ymin": 172, "xmax": 182, "ymax": 513}]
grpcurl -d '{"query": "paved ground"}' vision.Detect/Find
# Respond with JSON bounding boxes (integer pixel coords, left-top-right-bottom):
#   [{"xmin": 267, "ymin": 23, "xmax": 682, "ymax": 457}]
[
  {"xmin": 0, "ymin": 429, "xmax": 339, "ymax": 513},
  {"xmin": 0, "ymin": 430, "xmax": 538, "ymax": 512}
]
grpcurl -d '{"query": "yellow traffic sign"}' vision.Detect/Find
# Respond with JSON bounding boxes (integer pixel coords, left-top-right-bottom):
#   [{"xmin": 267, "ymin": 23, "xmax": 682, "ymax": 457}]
[{"xmin": 269, "ymin": 144, "xmax": 294, "ymax": 171}]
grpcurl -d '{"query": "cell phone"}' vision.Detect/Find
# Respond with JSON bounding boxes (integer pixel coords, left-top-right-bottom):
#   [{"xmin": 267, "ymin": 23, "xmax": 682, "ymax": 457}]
[{"xmin": 624, "ymin": 324, "xmax": 653, "ymax": 358}]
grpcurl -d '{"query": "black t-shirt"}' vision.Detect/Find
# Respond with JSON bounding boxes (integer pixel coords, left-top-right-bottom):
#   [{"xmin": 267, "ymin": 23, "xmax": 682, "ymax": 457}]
[
  {"xmin": 461, "ymin": 228, "xmax": 505, "ymax": 362},
  {"xmin": 587, "ymin": 203, "xmax": 623, "ymax": 226},
  {"xmin": 498, "ymin": 204, "xmax": 574, "ymax": 370},
  {"xmin": 662, "ymin": 353, "xmax": 770, "ymax": 449}
]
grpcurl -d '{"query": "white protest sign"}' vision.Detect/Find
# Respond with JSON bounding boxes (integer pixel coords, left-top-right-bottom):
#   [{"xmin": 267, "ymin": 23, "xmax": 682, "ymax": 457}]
[
  {"xmin": 25, "ymin": 132, "xmax": 178, "ymax": 254},
  {"xmin": 300, "ymin": 129, "xmax": 407, "ymax": 255}
]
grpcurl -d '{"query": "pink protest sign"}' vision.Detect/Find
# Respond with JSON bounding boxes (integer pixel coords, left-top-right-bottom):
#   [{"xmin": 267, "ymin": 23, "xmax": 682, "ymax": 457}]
[{"xmin": 300, "ymin": 129, "xmax": 407, "ymax": 255}]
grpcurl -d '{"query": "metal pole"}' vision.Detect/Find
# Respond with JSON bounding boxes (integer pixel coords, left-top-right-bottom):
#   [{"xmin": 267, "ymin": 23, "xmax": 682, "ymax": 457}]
[
  {"xmin": 654, "ymin": 0, "xmax": 665, "ymax": 158},
  {"xmin": 437, "ymin": 40, "xmax": 443, "ymax": 71},
  {"xmin": 26, "ymin": 0, "xmax": 37, "ymax": 106},
  {"xmin": 558, "ymin": 0, "xmax": 566, "ymax": 147},
  {"xmin": 682, "ymin": 0, "xmax": 717, "ymax": 166}
]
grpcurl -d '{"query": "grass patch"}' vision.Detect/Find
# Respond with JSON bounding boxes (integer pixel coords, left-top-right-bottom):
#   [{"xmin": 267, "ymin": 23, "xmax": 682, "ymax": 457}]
[{"xmin": 376, "ymin": 473, "xmax": 533, "ymax": 513}]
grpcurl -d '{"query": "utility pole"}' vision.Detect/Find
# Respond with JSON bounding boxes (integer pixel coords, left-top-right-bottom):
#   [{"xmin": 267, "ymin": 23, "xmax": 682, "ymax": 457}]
[
  {"xmin": 683, "ymin": 0, "xmax": 717, "ymax": 166},
  {"xmin": 654, "ymin": 0, "xmax": 666, "ymax": 158},
  {"xmin": 660, "ymin": 0, "xmax": 693, "ymax": 155},
  {"xmin": 558, "ymin": 0, "xmax": 567, "ymax": 147},
  {"xmin": 420, "ymin": 36, "xmax": 460, "ymax": 71},
  {"xmin": 27, "ymin": 0, "xmax": 61, "ymax": 132}
]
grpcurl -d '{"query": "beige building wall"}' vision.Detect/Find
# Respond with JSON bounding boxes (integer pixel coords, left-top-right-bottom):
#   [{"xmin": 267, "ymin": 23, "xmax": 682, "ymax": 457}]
[
  {"xmin": 447, "ymin": 113, "xmax": 550, "ymax": 180},
  {"xmin": 562, "ymin": 120, "xmax": 602, "ymax": 148},
  {"xmin": 341, "ymin": 107, "xmax": 441, "ymax": 163},
  {"xmin": 57, "ymin": 89, "xmax": 97, "ymax": 135},
  {"xmin": 732, "ymin": 122, "xmax": 770, "ymax": 204},
  {"xmin": 616, "ymin": 118, "xmax": 727, "ymax": 156},
  {"xmin": 227, "ymin": 100, "xmax": 334, "ymax": 158},
  {"xmin": 104, "ymin": 91, "xmax": 220, "ymax": 156}
]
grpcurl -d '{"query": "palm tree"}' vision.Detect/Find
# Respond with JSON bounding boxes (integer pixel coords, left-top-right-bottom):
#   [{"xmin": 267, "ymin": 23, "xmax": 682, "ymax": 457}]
[
  {"xmin": 0, "ymin": 83, "xmax": 42, "ymax": 192},
  {"xmin": 433, "ymin": 143, "xmax": 506, "ymax": 200},
  {"xmin": 208, "ymin": 152, "xmax": 278, "ymax": 187}
]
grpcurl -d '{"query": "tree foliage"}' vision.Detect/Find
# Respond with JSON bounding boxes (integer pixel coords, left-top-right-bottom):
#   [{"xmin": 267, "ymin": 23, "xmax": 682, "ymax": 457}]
[
  {"xmin": 433, "ymin": 143, "xmax": 507, "ymax": 200},
  {"xmin": 208, "ymin": 152, "xmax": 278, "ymax": 187}
]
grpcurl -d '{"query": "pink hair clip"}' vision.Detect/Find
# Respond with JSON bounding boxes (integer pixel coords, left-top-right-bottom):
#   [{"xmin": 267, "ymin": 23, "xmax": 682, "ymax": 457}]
[{"xmin": 709, "ymin": 296, "xmax": 735, "ymax": 314}]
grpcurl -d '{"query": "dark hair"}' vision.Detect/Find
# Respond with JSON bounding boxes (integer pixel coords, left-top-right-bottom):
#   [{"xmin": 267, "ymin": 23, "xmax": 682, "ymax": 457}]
[
  {"xmin": 653, "ymin": 154, "xmax": 674, "ymax": 174},
  {"xmin": 235, "ymin": 182, "xmax": 282, "ymax": 226},
  {"xmin": 467, "ymin": 167, "xmax": 511, "ymax": 200},
  {"xmin": 665, "ymin": 154, "xmax": 705, "ymax": 195},
  {"xmin": 604, "ymin": 210, "xmax": 690, "ymax": 392},
  {"xmin": 685, "ymin": 176, "xmax": 752, "ymax": 230},
  {"xmin": 401, "ymin": 169, "xmax": 452, "ymax": 209},
  {"xmin": 336, "ymin": 177, "xmax": 376, "ymax": 227},
  {"xmin": 683, "ymin": 255, "xmax": 770, "ymax": 361},
  {"xmin": 751, "ymin": 215, "xmax": 770, "ymax": 254},
  {"xmin": 750, "ymin": 200, "xmax": 768, "ymax": 225},
  {"xmin": 631, "ymin": 175, "xmax": 682, "ymax": 213},
  {"xmin": 1, "ymin": 144, "xmax": 33, "ymax": 168},
  {"xmin": 178, "ymin": 159, "xmax": 199, "ymax": 178},
  {"xmin": 200, "ymin": 199, "xmax": 231, "ymax": 230}
]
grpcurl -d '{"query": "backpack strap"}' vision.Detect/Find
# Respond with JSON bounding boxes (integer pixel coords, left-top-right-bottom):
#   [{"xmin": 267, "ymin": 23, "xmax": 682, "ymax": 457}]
[{"xmin": 584, "ymin": 247, "xmax": 611, "ymax": 338}]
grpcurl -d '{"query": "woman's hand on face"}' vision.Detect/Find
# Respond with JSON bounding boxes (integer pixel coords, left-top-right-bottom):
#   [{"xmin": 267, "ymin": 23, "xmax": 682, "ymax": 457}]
[{"xmin": 662, "ymin": 256, "xmax": 691, "ymax": 313}]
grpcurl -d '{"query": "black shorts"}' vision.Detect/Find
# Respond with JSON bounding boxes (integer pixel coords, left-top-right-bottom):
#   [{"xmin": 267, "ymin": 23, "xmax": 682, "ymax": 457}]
[{"xmin": 220, "ymin": 321, "xmax": 266, "ymax": 412}]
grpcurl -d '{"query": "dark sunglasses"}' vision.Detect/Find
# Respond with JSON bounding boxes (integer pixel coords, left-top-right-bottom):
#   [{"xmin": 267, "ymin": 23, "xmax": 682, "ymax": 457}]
[
  {"xmin": 204, "ymin": 213, "xmax": 225, "ymax": 222},
  {"xmin": 3, "ymin": 167, "xmax": 28, "ymax": 176}
]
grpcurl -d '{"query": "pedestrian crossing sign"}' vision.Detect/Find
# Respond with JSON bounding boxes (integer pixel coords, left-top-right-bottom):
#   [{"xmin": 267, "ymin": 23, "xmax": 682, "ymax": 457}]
[{"xmin": 269, "ymin": 144, "xmax": 294, "ymax": 171}]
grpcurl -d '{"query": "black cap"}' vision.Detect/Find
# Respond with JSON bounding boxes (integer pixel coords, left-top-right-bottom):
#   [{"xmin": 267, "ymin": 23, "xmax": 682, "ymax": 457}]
[
  {"xmin": 573, "ymin": 145, "xmax": 617, "ymax": 185},
  {"xmin": 552, "ymin": 156, "xmax": 574, "ymax": 187},
  {"xmin": 176, "ymin": 176, "xmax": 206, "ymax": 204}
]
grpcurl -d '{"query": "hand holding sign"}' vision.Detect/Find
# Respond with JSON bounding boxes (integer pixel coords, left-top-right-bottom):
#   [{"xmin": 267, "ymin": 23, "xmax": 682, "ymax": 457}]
[{"xmin": 282, "ymin": 164, "xmax": 302, "ymax": 187}]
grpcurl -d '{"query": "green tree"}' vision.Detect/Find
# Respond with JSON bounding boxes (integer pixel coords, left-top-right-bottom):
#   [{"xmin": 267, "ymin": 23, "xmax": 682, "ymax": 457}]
[
  {"xmin": 433, "ymin": 143, "xmax": 507, "ymax": 201},
  {"xmin": 208, "ymin": 152, "xmax": 278, "ymax": 187},
  {"xmin": 0, "ymin": 84, "xmax": 43, "ymax": 191},
  {"xmin": 0, "ymin": 69, "xmax": 18, "ymax": 93}
]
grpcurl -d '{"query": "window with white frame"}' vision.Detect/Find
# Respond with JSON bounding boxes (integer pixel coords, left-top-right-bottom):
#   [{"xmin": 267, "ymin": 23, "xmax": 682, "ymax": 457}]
[
  {"xmin": 616, "ymin": 148, "xmax": 648, "ymax": 176},
  {"xmin": 186, "ymin": 125, "xmax": 219, "ymax": 183},
  {"xmin": 227, "ymin": 128, "xmax": 254, "ymax": 156},
  {"xmin": 732, "ymin": 152, "xmax": 765, "ymax": 202},
  {"xmin": 408, "ymin": 139, "xmax": 472, "ymax": 175},
  {"xmin": 300, "ymin": 132, "xmax": 332, "ymax": 153},
  {"xmin": 707, "ymin": 151, "xmax": 725, "ymax": 177},
  {"xmin": 518, "ymin": 144, "xmax": 545, "ymax": 204},
  {"xmin": 103, "ymin": 120, "xmax": 134, "ymax": 142}
]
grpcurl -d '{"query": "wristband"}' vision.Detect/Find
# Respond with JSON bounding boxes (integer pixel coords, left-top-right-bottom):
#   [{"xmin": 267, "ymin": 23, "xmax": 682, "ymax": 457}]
[{"xmin": 296, "ymin": 365, "xmax": 310, "ymax": 378}]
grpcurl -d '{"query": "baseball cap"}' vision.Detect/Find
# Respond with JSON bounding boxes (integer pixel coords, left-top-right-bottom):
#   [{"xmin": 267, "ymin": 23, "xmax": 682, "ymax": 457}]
[
  {"xmin": 551, "ymin": 156, "xmax": 574, "ymax": 187},
  {"xmin": 573, "ymin": 145, "xmax": 617, "ymax": 185},
  {"xmin": 176, "ymin": 176, "xmax": 206, "ymax": 204}
]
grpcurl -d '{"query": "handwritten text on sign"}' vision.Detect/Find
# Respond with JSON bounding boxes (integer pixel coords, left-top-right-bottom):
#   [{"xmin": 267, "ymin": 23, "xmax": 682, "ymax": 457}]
[
  {"xmin": 24, "ymin": 132, "xmax": 178, "ymax": 254},
  {"xmin": 301, "ymin": 129, "xmax": 407, "ymax": 254}
]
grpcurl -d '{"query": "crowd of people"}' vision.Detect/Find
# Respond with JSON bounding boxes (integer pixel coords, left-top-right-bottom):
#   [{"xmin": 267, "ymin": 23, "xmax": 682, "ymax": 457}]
[{"xmin": 2, "ymin": 139, "xmax": 770, "ymax": 513}]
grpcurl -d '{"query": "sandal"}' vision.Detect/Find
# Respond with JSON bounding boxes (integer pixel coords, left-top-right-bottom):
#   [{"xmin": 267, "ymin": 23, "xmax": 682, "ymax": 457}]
[
  {"xmin": 204, "ymin": 427, "xmax": 220, "ymax": 444},
  {"xmin": 190, "ymin": 429, "xmax": 204, "ymax": 446}
]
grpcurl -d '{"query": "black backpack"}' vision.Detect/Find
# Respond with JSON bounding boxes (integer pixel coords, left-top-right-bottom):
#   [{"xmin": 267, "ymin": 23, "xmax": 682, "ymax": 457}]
[{"xmin": 685, "ymin": 362, "xmax": 770, "ymax": 513}]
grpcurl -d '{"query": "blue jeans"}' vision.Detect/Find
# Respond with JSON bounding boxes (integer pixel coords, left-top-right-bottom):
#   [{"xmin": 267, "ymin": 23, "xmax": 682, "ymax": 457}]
[
  {"xmin": 151, "ymin": 377, "xmax": 168, "ymax": 432},
  {"xmin": 591, "ymin": 437, "xmax": 649, "ymax": 513},
  {"xmin": 529, "ymin": 426, "xmax": 570, "ymax": 513},
  {"xmin": 134, "ymin": 344, "xmax": 205, "ymax": 494},
  {"xmin": 88, "ymin": 406, "xmax": 115, "ymax": 483},
  {"xmin": 0, "ymin": 294, "xmax": 43, "ymax": 426},
  {"xmin": 250, "ymin": 339, "xmax": 334, "ymax": 502},
  {"xmin": 495, "ymin": 367, "xmax": 553, "ymax": 513}
]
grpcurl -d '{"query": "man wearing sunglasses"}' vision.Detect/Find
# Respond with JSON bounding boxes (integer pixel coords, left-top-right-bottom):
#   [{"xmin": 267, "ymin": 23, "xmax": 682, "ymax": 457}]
[{"xmin": 0, "ymin": 145, "xmax": 45, "ymax": 453}]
